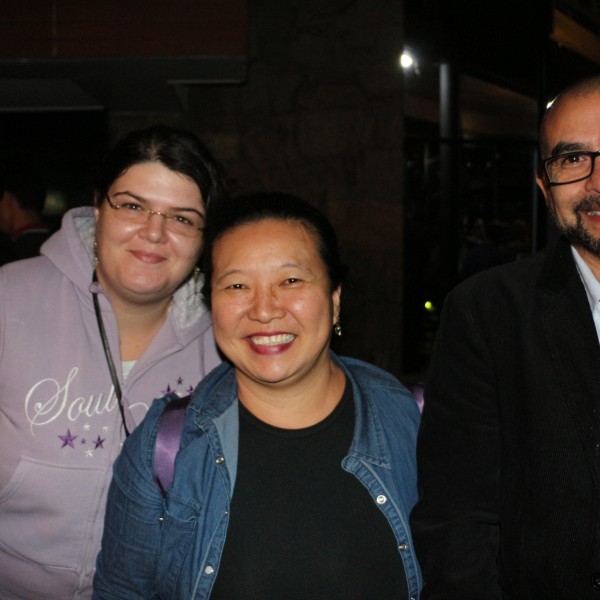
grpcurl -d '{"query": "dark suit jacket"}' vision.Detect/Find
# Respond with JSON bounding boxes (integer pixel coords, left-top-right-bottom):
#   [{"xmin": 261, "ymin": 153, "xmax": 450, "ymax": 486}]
[{"xmin": 411, "ymin": 237, "xmax": 600, "ymax": 599}]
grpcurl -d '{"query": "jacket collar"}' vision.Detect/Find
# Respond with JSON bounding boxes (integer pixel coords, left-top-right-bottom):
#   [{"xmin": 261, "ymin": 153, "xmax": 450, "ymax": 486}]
[
  {"xmin": 536, "ymin": 236, "xmax": 580, "ymax": 295},
  {"xmin": 188, "ymin": 354, "xmax": 395, "ymax": 470},
  {"xmin": 334, "ymin": 354, "xmax": 392, "ymax": 469},
  {"xmin": 537, "ymin": 237, "xmax": 600, "ymax": 489}
]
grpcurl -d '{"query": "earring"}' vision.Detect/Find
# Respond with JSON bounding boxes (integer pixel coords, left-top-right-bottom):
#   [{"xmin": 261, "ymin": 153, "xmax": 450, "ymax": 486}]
[
  {"xmin": 93, "ymin": 241, "xmax": 99, "ymax": 268},
  {"xmin": 193, "ymin": 266, "xmax": 201, "ymax": 295},
  {"xmin": 333, "ymin": 318, "xmax": 342, "ymax": 337}
]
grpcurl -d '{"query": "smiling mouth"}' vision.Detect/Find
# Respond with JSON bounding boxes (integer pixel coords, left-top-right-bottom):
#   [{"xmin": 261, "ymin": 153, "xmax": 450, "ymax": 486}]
[
  {"xmin": 575, "ymin": 197, "xmax": 600, "ymax": 216},
  {"xmin": 249, "ymin": 334, "xmax": 296, "ymax": 346},
  {"xmin": 129, "ymin": 250, "xmax": 168, "ymax": 265}
]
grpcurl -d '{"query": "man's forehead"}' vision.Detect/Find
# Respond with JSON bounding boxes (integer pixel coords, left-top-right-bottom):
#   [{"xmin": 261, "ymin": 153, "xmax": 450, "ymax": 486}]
[
  {"xmin": 549, "ymin": 91, "xmax": 600, "ymax": 121},
  {"xmin": 544, "ymin": 92, "xmax": 600, "ymax": 145}
]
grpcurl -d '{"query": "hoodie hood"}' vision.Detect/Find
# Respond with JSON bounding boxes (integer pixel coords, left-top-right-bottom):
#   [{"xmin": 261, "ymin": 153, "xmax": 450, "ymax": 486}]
[{"xmin": 41, "ymin": 206, "xmax": 96, "ymax": 295}]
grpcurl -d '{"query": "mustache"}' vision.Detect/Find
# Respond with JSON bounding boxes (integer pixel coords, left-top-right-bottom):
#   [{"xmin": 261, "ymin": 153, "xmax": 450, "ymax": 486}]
[{"xmin": 574, "ymin": 196, "xmax": 600, "ymax": 213}]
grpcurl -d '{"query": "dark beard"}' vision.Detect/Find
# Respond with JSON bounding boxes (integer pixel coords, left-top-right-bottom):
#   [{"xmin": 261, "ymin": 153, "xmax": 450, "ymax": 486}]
[{"xmin": 556, "ymin": 196, "xmax": 600, "ymax": 258}]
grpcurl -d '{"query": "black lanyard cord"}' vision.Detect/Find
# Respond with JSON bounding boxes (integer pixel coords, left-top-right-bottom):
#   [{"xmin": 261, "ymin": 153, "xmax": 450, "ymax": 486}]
[{"xmin": 92, "ymin": 273, "xmax": 131, "ymax": 437}]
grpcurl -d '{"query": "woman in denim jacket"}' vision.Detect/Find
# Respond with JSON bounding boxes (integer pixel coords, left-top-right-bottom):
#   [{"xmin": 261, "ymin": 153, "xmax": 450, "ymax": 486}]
[{"xmin": 93, "ymin": 192, "xmax": 422, "ymax": 599}]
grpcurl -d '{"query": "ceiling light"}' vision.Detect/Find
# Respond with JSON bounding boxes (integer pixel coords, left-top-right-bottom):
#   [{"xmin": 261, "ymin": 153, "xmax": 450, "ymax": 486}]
[{"xmin": 400, "ymin": 51, "xmax": 414, "ymax": 69}]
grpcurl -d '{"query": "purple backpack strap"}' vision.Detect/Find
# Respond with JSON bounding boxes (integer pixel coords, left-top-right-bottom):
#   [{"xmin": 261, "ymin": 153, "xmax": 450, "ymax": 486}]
[
  {"xmin": 409, "ymin": 383, "xmax": 425, "ymax": 413},
  {"xmin": 153, "ymin": 395, "xmax": 191, "ymax": 495}
]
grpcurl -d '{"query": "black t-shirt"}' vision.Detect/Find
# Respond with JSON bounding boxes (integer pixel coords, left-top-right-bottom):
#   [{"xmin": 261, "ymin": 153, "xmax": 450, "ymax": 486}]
[{"xmin": 210, "ymin": 382, "xmax": 407, "ymax": 599}]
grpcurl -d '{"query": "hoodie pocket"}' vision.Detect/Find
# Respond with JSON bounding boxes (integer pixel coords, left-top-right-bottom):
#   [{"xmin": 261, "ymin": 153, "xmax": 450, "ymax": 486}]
[{"xmin": 0, "ymin": 456, "xmax": 105, "ymax": 569}]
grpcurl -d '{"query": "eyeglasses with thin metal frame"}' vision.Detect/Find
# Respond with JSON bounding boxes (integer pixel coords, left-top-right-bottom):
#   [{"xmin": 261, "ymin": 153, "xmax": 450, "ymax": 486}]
[
  {"xmin": 542, "ymin": 150, "xmax": 600, "ymax": 186},
  {"xmin": 105, "ymin": 195, "xmax": 205, "ymax": 237}
]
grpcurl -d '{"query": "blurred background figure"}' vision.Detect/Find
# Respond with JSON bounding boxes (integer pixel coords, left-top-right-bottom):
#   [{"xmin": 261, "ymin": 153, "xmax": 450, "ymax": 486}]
[
  {"xmin": 0, "ymin": 159, "xmax": 51, "ymax": 264},
  {"xmin": 0, "ymin": 230, "xmax": 15, "ymax": 265},
  {"xmin": 458, "ymin": 215, "xmax": 516, "ymax": 280}
]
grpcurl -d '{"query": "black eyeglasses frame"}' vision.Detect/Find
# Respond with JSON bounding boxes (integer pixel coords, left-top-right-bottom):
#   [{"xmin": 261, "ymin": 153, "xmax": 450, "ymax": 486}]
[{"xmin": 542, "ymin": 150, "xmax": 600, "ymax": 187}]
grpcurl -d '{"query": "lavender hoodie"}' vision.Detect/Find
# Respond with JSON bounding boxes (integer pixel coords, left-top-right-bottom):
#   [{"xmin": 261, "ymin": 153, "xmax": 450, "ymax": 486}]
[{"xmin": 0, "ymin": 207, "xmax": 220, "ymax": 599}]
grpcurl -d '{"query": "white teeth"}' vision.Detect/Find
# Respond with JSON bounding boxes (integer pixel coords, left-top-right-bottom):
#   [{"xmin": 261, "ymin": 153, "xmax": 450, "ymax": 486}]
[
  {"xmin": 588, "ymin": 211, "xmax": 600, "ymax": 216},
  {"xmin": 250, "ymin": 334, "xmax": 295, "ymax": 346}
]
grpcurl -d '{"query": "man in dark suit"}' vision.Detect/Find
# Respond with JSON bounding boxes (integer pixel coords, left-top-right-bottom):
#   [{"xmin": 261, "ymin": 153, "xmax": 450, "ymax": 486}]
[{"xmin": 411, "ymin": 75, "xmax": 600, "ymax": 599}]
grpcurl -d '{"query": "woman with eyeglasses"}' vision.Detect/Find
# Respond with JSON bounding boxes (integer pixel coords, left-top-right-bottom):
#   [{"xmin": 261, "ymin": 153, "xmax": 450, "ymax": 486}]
[{"xmin": 0, "ymin": 125, "xmax": 227, "ymax": 600}]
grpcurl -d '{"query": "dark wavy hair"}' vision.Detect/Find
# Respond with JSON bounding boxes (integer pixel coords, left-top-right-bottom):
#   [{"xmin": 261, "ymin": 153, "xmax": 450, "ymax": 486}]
[
  {"xmin": 93, "ymin": 124, "xmax": 227, "ymax": 208},
  {"xmin": 201, "ymin": 192, "xmax": 346, "ymax": 309}
]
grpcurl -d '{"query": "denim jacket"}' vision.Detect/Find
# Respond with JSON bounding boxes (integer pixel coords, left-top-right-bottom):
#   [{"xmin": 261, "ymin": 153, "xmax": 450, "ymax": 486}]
[{"xmin": 93, "ymin": 354, "xmax": 422, "ymax": 599}]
